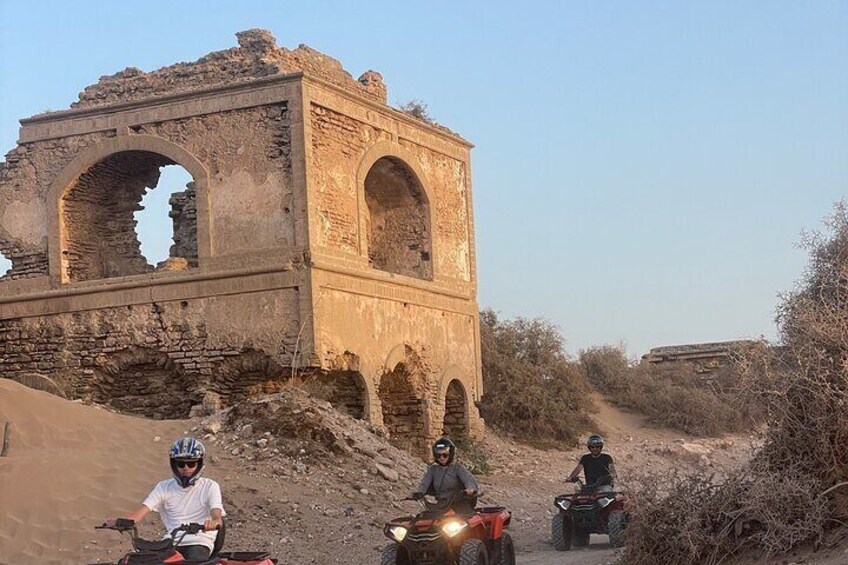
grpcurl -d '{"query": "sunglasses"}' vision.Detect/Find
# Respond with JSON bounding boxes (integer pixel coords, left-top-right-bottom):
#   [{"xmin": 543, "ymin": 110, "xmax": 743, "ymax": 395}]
[
  {"xmin": 589, "ymin": 446, "xmax": 602, "ymax": 450},
  {"xmin": 175, "ymin": 460, "xmax": 199, "ymax": 469},
  {"xmin": 435, "ymin": 453, "xmax": 451, "ymax": 459}
]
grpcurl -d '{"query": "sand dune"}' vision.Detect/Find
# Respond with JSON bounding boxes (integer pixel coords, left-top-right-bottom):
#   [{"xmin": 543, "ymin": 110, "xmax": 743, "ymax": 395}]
[{"xmin": 0, "ymin": 380, "xmax": 187, "ymax": 564}]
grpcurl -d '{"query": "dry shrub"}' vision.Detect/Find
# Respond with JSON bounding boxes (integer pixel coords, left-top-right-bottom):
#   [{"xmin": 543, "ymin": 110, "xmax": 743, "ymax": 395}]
[
  {"xmin": 625, "ymin": 464, "xmax": 828, "ymax": 565},
  {"xmin": 580, "ymin": 346, "xmax": 760, "ymax": 436},
  {"xmin": 623, "ymin": 203, "xmax": 848, "ymax": 564},
  {"xmin": 478, "ymin": 309, "xmax": 595, "ymax": 447}
]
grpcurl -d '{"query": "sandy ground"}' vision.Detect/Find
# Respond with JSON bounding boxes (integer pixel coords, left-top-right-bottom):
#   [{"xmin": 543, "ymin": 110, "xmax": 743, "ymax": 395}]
[{"xmin": 1, "ymin": 380, "xmax": 844, "ymax": 565}]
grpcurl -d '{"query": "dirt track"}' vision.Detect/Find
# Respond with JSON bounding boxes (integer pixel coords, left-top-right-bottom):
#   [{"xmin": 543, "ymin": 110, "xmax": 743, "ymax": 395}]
[{"xmin": 517, "ymin": 535, "xmax": 619, "ymax": 564}]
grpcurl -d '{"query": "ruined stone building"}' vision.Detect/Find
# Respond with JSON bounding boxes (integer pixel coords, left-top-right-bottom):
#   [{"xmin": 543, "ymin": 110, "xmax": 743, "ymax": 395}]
[{"xmin": 0, "ymin": 30, "xmax": 483, "ymax": 457}]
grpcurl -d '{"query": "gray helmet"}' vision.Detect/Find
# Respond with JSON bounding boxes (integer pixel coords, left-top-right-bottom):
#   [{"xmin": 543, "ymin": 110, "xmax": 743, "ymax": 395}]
[{"xmin": 587, "ymin": 435, "xmax": 604, "ymax": 449}]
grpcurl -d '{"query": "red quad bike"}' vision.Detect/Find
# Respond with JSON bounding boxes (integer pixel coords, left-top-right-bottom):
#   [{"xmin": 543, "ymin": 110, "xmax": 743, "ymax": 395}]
[
  {"xmin": 381, "ymin": 493, "xmax": 515, "ymax": 565},
  {"xmin": 88, "ymin": 518, "xmax": 278, "ymax": 564},
  {"xmin": 551, "ymin": 475, "xmax": 629, "ymax": 550}
]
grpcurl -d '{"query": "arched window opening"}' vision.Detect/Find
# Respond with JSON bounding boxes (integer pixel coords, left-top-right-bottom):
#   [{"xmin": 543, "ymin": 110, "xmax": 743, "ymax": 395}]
[
  {"xmin": 379, "ymin": 364, "xmax": 427, "ymax": 454},
  {"xmin": 135, "ymin": 165, "xmax": 196, "ymax": 270},
  {"xmin": 0, "ymin": 251, "xmax": 10, "ymax": 280},
  {"xmin": 62, "ymin": 151, "xmax": 198, "ymax": 282},
  {"xmin": 364, "ymin": 157, "xmax": 432, "ymax": 280},
  {"xmin": 443, "ymin": 379, "xmax": 468, "ymax": 438}
]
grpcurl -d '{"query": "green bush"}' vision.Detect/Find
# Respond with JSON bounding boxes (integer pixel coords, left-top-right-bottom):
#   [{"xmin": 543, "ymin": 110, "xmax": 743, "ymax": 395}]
[{"xmin": 478, "ymin": 309, "xmax": 595, "ymax": 447}]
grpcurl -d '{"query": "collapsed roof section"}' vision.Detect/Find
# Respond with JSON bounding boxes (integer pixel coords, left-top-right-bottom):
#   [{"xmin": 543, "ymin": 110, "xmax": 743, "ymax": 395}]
[{"xmin": 70, "ymin": 29, "xmax": 388, "ymax": 110}]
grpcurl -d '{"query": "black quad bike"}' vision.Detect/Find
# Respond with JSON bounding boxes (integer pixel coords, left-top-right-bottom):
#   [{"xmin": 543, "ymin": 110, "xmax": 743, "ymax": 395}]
[
  {"xmin": 88, "ymin": 518, "xmax": 278, "ymax": 564},
  {"xmin": 381, "ymin": 493, "xmax": 515, "ymax": 565},
  {"xmin": 551, "ymin": 476, "xmax": 629, "ymax": 550}
]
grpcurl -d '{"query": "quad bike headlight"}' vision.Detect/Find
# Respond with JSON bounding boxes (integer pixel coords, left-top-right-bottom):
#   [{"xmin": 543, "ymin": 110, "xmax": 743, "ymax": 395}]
[
  {"xmin": 389, "ymin": 526, "xmax": 408, "ymax": 542},
  {"xmin": 598, "ymin": 496, "xmax": 613, "ymax": 508},
  {"xmin": 557, "ymin": 499, "xmax": 571, "ymax": 510},
  {"xmin": 441, "ymin": 520, "xmax": 468, "ymax": 537}
]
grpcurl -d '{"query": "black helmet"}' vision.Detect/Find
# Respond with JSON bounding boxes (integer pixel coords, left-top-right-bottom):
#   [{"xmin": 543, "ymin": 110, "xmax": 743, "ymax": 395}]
[
  {"xmin": 432, "ymin": 437, "xmax": 456, "ymax": 465},
  {"xmin": 169, "ymin": 436, "xmax": 206, "ymax": 488},
  {"xmin": 587, "ymin": 435, "xmax": 604, "ymax": 449}
]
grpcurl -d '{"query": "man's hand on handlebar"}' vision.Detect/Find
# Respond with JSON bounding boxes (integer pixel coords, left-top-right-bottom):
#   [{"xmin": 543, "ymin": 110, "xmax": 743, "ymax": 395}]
[
  {"xmin": 463, "ymin": 488, "xmax": 477, "ymax": 496},
  {"xmin": 411, "ymin": 491, "xmax": 425, "ymax": 500},
  {"xmin": 204, "ymin": 517, "xmax": 223, "ymax": 531}
]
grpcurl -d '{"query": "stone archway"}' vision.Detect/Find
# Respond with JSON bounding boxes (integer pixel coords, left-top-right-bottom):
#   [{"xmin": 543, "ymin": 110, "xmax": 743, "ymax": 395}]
[
  {"xmin": 210, "ymin": 349, "xmax": 288, "ymax": 407},
  {"xmin": 46, "ymin": 135, "xmax": 211, "ymax": 283},
  {"xmin": 90, "ymin": 347, "xmax": 194, "ymax": 419},
  {"xmin": 442, "ymin": 379, "xmax": 468, "ymax": 439},
  {"xmin": 309, "ymin": 371, "xmax": 369, "ymax": 420},
  {"xmin": 378, "ymin": 363, "xmax": 427, "ymax": 454}
]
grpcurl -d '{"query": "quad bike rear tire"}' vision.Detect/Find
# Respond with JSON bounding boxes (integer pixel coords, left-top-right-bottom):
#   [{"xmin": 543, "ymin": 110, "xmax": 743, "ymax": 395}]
[
  {"xmin": 607, "ymin": 510, "xmax": 627, "ymax": 548},
  {"xmin": 573, "ymin": 528, "xmax": 590, "ymax": 547},
  {"xmin": 496, "ymin": 532, "xmax": 516, "ymax": 565},
  {"xmin": 552, "ymin": 513, "xmax": 572, "ymax": 551},
  {"xmin": 458, "ymin": 538, "xmax": 489, "ymax": 565},
  {"xmin": 380, "ymin": 543, "xmax": 409, "ymax": 565}
]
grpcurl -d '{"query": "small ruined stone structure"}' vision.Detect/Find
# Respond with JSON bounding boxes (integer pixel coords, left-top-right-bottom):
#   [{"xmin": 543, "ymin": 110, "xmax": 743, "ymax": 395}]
[
  {"xmin": 641, "ymin": 340, "xmax": 755, "ymax": 375},
  {"xmin": 0, "ymin": 30, "xmax": 483, "ymax": 456}
]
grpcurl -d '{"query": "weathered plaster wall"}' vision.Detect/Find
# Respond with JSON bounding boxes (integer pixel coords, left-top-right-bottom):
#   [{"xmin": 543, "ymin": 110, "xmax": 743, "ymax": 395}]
[
  {"xmin": 312, "ymin": 277, "xmax": 483, "ymax": 451},
  {"xmin": 309, "ymin": 104, "xmax": 472, "ymax": 283},
  {"xmin": 0, "ymin": 132, "xmax": 112, "ymax": 279},
  {"xmin": 134, "ymin": 104, "xmax": 293, "ymax": 258}
]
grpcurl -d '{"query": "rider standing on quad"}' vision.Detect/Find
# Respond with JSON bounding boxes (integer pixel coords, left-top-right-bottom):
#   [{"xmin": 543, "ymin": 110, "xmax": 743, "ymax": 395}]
[
  {"xmin": 567, "ymin": 435, "xmax": 617, "ymax": 492},
  {"xmin": 105, "ymin": 437, "xmax": 225, "ymax": 560},
  {"xmin": 412, "ymin": 437, "xmax": 479, "ymax": 514}
]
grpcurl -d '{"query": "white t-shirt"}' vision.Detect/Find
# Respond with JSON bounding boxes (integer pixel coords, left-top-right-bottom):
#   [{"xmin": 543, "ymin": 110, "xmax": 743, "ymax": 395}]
[{"xmin": 143, "ymin": 477, "xmax": 226, "ymax": 550}]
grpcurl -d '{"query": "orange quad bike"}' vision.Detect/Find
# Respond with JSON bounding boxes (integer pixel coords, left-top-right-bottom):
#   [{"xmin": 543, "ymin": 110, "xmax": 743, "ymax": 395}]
[
  {"xmin": 551, "ymin": 475, "xmax": 629, "ymax": 550},
  {"xmin": 88, "ymin": 518, "xmax": 278, "ymax": 564},
  {"xmin": 381, "ymin": 493, "xmax": 515, "ymax": 565}
]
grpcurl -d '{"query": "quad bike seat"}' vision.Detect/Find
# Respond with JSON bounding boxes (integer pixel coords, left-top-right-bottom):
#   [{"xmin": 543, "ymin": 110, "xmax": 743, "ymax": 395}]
[
  {"xmin": 216, "ymin": 552, "xmax": 272, "ymax": 561},
  {"xmin": 135, "ymin": 538, "xmax": 174, "ymax": 552}
]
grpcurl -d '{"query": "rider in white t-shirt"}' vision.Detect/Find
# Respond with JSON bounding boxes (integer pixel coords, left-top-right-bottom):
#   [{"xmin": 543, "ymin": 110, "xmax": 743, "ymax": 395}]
[{"xmin": 106, "ymin": 437, "xmax": 225, "ymax": 560}]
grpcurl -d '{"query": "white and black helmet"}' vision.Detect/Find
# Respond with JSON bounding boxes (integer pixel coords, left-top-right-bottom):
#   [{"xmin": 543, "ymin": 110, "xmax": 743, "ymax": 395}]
[
  {"xmin": 432, "ymin": 437, "xmax": 457, "ymax": 464},
  {"xmin": 587, "ymin": 434, "xmax": 604, "ymax": 449},
  {"xmin": 169, "ymin": 436, "xmax": 206, "ymax": 488}
]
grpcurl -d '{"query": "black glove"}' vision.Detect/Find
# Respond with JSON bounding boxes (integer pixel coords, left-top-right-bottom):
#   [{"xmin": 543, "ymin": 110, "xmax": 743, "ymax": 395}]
[
  {"xmin": 569, "ymin": 477, "xmax": 579, "ymax": 483},
  {"xmin": 412, "ymin": 492, "xmax": 424, "ymax": 500}
]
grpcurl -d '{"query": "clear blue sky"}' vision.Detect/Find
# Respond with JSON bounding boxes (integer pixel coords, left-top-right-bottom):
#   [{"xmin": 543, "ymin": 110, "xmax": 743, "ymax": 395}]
[{"xmin": 1, "ymin": 1, "xmax": 846, "ymax": 356}]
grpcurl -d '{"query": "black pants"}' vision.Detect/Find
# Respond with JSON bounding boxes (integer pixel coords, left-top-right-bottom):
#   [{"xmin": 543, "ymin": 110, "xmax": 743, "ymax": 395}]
[{"xmin": 178, "ymin": 545, "xmax": 211, "ymax": 560}]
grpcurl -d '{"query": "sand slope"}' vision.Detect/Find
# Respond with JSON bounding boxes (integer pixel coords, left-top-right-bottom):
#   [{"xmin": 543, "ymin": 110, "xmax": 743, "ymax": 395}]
[{"xmin": 0, "ymin": 379, "xmax": 186, "ymax": 564}]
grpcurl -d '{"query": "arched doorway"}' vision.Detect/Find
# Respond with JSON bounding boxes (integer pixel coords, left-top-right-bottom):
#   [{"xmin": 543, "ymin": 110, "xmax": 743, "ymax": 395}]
[
  {"xmin": 61, "ymin": 150, "xmax": 198, "ymax": 282},
  {"xmin": 443, "ymin": 379, "xmax": 468, "ymax": 438},
  {"xmin": 378, "ymin": 363, "xmax": 427, "ymax": 453},
  {"xmin": 363, "ymin": 156, "xmax": 432, "ymax": 280}
]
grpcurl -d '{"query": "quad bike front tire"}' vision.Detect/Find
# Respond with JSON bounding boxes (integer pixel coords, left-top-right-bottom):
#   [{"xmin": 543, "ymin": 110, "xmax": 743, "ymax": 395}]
[
  {"xmin": 607, "ymin": 510, "xmax": 627, "ymax": 548},
  {"xmin": 380, "ymin": 543, "xmax": 409, "ymax": 565},
  {"xmin": 458, "ymin": 538, "xmax": 489, "ymax": 565},
  {"xmin": 552, "ymin": 513, "xmax": 572, "ymax": 551},
  {"xmin": 496, "ymin": 532, "xmax": 516, "ymax": 565}
]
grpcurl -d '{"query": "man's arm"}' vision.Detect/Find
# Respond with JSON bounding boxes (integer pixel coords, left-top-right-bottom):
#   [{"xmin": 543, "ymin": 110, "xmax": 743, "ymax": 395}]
[
  {"xmin": 106, "ymin": 505, "xmax": 150, "ymax": 526},
  {"xmin": 204, "ymin": 507, "xmax": 224, "ymax": 531},
  {"xmin": 456, "ymin": 465, "xmax": 479, "ymax": 493},
  {"xmin": 567, "ymin": 463, "xmax": 583, "ymax": 482},
  {"xmin": 415, "ymin": 466, "xmax": 434, "ymax": 495},
  {"xmin": 608, "ymin": 460, "xmax": 617, "ymax": 480}
]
